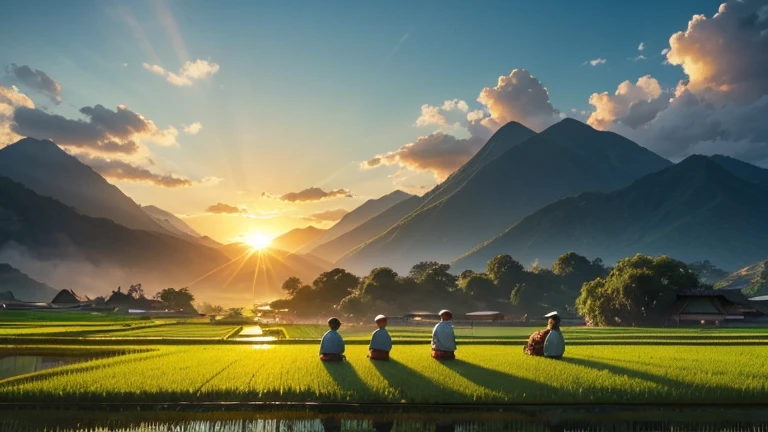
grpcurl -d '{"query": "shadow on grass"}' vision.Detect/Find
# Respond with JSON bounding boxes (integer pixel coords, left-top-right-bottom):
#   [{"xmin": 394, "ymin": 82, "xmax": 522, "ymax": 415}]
[
  {"xmin": 557, "ymin": 356, "xmax": 736, "ymax": 399},
  {"xmin": 559, "ymin": 356, "xmax": 680, "ymax": 388},
  {"xmin": 371, "ymin": 359, "xmax": 463, "ymax": 402},
  {"xmin": 321, "ymin": 361, "xmax": 371, "ymax": 395},
  {"xmin": 438, "ymin": 359, "xmax": 563, "ymax": 400}
]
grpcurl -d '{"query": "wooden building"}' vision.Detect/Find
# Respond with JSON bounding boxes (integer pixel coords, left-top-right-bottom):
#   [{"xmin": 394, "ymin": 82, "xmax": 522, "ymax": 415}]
[{"xmin": 673, "ymin": 289, "xmax": 766, "ymax": 325}]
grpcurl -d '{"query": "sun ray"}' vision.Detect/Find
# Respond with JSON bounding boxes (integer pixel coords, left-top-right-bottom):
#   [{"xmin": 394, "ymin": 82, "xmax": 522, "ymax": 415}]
[{"xmin": 186, "ymin": 248, "xmax": 253, "ymax": 287}]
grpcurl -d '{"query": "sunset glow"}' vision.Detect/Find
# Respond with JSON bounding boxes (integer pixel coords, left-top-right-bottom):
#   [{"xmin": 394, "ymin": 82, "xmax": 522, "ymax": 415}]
[{"xmin": 242, "ymin": 233, "xmax": 272, "ymax": 251}]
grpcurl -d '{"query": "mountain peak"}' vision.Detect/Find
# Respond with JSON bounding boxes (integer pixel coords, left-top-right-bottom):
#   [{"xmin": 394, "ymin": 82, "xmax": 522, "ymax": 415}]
[
  {"xmin": 546, "ymin": 117, "xmax": 596, "ymax": 134},
  {"xmin": 2, "ymin": 137, "xmax": 70, "ymax": 159}
]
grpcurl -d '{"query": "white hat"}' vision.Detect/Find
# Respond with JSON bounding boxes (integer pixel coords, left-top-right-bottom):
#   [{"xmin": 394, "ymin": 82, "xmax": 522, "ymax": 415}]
[
  {"xmin": 543, "ymin": 311, "xmax": 559, "ymax": 318},
  {"xmin": 374, "ymin": 314, "xmax": 387, "ymax": 322},
  {"xmin": 439, "ymin": 309, "xmax": 452, "ymax": 316}
]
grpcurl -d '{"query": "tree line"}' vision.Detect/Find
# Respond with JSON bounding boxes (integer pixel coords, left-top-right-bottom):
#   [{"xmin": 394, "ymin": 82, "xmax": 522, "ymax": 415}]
[
  {"xmin": 271, "ymin": 252, "xmax": 608, "ymax": 320},
  {"xmin": 272, "ymin": 252, "xmax": 735, "ymax": 326}
]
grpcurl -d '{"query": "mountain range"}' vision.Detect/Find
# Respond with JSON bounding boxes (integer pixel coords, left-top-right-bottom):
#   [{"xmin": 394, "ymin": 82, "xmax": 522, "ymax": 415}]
[
  {"xmin": 454, "ymin": 155, "xmax": 768, "ymax": 271},
  {"xmin": 0, "ymin": 138, "xmax": 169, "ymax": 234},
  {"xmin": 338, "ymin": 118, "xmax": 672, "ymax": 273},
  {"xmin": 0, "ymin": 263, "xmax": 58, "ymax": 302},
  {"xmin": 4, "ymin": 118, "xmax": 768, "ymax": 305},
  {"xmin": 298, "ymin": 190, "xmax": 413, "ymax": 254},
  {"xmin": 271, "ymin": 226, "xmax": 326, "ymax": 253}
]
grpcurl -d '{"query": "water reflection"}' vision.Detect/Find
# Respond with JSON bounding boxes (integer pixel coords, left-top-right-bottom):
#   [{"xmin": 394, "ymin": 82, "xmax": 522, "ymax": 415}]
[
  {"xmin": 2, "ymin": 409, "xmax": 768, "ymax": 432},
  {"xmin": 0, "ymin": 356, "xmax": 85, "ymax": 380}
]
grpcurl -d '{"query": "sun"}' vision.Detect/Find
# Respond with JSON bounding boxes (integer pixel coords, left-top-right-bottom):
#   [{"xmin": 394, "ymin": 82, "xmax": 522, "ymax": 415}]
[{"xmin": 242, "ymin": 232, "xmax": 272, "ymax": 251}]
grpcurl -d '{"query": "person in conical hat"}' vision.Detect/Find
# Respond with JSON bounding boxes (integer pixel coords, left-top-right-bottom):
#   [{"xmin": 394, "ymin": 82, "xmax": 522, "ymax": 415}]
[
  {"xmin": 524, "ymin": 311, "xmax": 565, "ymax": 358},
  {"xmin": 431, "ymin": 309, "xmax": 456, "ymax": 360},
  {"xmin": 368, "ymin": 314, "xmax": 392, "ymax": 360},
  {"xmin": 319, "ymin": 317, "xmax": 346, "ymax": 361}
]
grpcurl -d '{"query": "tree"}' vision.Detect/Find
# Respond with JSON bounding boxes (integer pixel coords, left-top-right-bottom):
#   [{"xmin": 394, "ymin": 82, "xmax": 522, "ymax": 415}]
[
  {"xmin": 338, "ymin": 293, "xmax": 371, "ymax": 317},
  {"xmin": 486, "ymin": 254, "xmax": 525, "ymax": 295},
  {"xmin": 420, "ymin": 264, "xmax": 457, "ymax": 292},
  {"xmin": 553, "ymin": 252, "xmax": 607, "ymax": 292},
  {"xmin": 359, "ymin": 267, "xmax": 400, "ymax": 302},
  {"xmin": 575, "ymin": 254, "xmax": 700, "ymax": 326},
  {"xmin": 156, "ymin": 287, "xmax": 196, "ymax": 313},
  {"xmin": 409, "ymin": 261, "xmax": 443, "ymax": 281},
  {"xmin": 460, "ymin": 273, "xmax": 497, "ymax": 297},
  {"xmin": 281, "ymin": 277, "xmax": 303, "ymax": 297},
  {"xmin": 127, "ymin": 283, "xmax": 144, "ymax": 299},
  {"xmin": 312, "ymin": 268, "xmax": 359, "ymax": 306}
]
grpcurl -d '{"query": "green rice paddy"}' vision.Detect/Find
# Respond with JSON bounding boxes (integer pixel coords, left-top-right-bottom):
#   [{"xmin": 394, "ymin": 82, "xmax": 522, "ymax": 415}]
[{"xmin": 1, "ymin": 312, "xmax": 767, "ymax": 405}]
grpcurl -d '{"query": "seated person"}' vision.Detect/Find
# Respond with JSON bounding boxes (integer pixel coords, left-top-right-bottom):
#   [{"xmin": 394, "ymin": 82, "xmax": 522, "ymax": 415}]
[
  {"xmin": 524, "ymin": 311, "xmax": 565, "ymax": 358},
  {"xmin": 431, "ymin": 309, "xmax": 457, "ymax": 360},
  {"xmin": 368, "ymin": 314, "xmax": 392, "ymax": 360},
  {"xmin": 319, "ymin": 317, "xmax": 346, "ymax": 361}
]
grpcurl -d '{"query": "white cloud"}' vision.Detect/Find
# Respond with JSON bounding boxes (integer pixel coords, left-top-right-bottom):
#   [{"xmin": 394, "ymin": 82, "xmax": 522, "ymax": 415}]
[
  {"xmin": 638, "ymin": 42, "xmax": 645, "ymax": 51},
  {"xmin": 143, "ymin": 59, "xmax": 220, "ymax": 87},
  {"xmin": 0, "ymin": 85, "xmax": 35, "ymax": 146},
  {"xmin": 183, "ymin": 121, "xmax": 202, "ymax": 135},
  {"xmin": 588, "ymin": 75, "xmax": 669, "ymax": 130},
  {"xmin": 586, "ymin": 58, "xmax": 607, "ymax": 66},
  {"xmin": 362, "ymin": 133, "xmax": 486, "ymax": 181},
  {"xmin": 588, "ymin": 0, "xmax": 768, "ymax": 165}
]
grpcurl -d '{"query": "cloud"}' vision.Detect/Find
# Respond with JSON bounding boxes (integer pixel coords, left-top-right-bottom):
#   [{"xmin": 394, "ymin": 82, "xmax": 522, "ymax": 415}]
[
  {"xmin": 364, "ymin": 69, "xmax": 559, "ymax": 180},
  {"xmin": 631, "ymin": 55, "xmax": 647, "ymax": 61},
  {"xmin": 76, "ymin": 153, "xmax": 193, "ymax": 187},
  {"xmin": 7, "ymin": 64, "xmax": 62, "ymax": 104},
  {"xmin": 586, "ymin": 58, "xmax": 607, "ymax": 66},
  {"xmin": 661, "ymin": 48, "xmax": 670, "ymax": 55},
  {"xmin": 143, "ymin": 59, "xmax": 220, "ymax": 87},
  {"xmin": 206, "ymin": 203, "xmax": 245, "ymax": 214},
  {"xmin": 304, "ymin": 208, "xmax": 349, "ymax": 223},
  {"xmin": 362, "ymin": 133, "xmax": 486, "ymax": 181},
  {"xmin": 474, "ymin": 69, "xmax": 561, "ymax": 134},
  {"xmin": 415, "ymin": 99, "xmax": 470, "ymax": 128},
  {"xmin": 665, "ymin": 0, "xmax": 768, "ymax": 102},
  {"xmin": 588, "ymin": 75, "xmax": 669, "ymax": 130},
  {"xmin": 183, "ymin": 121, "xmax": 202, "ymax": 135},
  {"xmin": 10, "ymin": 104, "xmax": 177, "ymax": 155},
  {"xmin": 638, "ymin": 42, "xmax": 645, "ymax": 51},
  {"xmin": 262, "ymin": 187, "xmax": 352, "ymax": 202},
  {"xmin": 587, "ymin": 0, "xmax": 768, "ymax": 165},
  {"xmin": 0, "ymin": 86, "xmax": 35, "ymax": 146}
]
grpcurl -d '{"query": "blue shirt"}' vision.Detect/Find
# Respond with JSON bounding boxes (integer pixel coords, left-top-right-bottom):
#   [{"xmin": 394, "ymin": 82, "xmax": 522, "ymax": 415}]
[
  {"xmin": 319, "ymin": 330, "xmax": 345, "ymax": 354},
  {"xmin": 432, "ymin": 321, "xmax": 456, "ymax": 351},
  {"xmin": 544, "ymin": 329, "xmax": 565, "ymax": 358},
  {"xmin": 369, "ymin": 328, "xmax": 392, "ymax": 352}
]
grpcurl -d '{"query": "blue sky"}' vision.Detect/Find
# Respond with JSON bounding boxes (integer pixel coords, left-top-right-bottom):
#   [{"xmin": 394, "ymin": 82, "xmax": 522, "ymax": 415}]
[{"xmin": 0, "ymin": 0, "xmax": 753, "ymax": 241}]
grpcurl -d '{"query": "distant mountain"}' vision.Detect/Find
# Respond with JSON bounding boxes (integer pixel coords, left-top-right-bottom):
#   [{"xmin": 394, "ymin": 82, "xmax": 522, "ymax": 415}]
[
  {"xmin": 142, "ymin": 205, "xmax": 202, "ymax": 239},
  {"xmin": 709, "ymin": 155, "xmax": 768, "ymax": 188},
  {"xmin": 310, "ymin": 195, "xmax": 423, "ymax": 262},
  {"xmin": 298, "ymin": 190, "xmax": 413, "ymax": 255},
  {"xmin": 196, "ymin": 236, "xmax": 223, "ymax": 249},
  {"xmin": 454, "ymin": 155, "xmax": 768, "ymax": 272},
  {"xmin": 271, "ymin": 226, "xmax": 326, "ymax": 253},
  {"xmin": 716, "ymin": 259, "xmax": 768, "ymax": 297},
  {"xmin": 419, "ymin": 121, "xmax": 536, "ymax": 209},
  {"xmin": 0, "ymin": 263, "xmax": 58, "ymax": 302},
  {"xmin": 339, "ymin": 119, "xmax": 672, "ymax": 273},
  {"xmin": 0, "ymin": 138, "xmax": 168, "ymax": 234}
]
